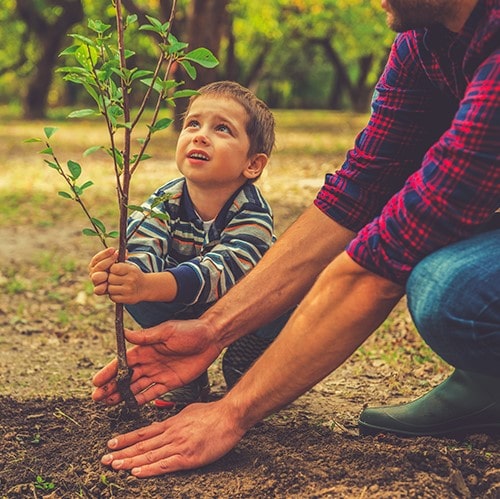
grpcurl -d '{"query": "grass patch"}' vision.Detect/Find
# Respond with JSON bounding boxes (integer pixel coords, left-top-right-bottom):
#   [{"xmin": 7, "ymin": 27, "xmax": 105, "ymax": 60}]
[{"xmin": 0, "ymin": 109, "xmax": 368, "ymax": 231}]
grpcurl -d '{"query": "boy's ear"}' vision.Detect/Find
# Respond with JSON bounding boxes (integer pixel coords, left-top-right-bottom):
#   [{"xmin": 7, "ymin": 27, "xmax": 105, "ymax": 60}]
[{"xmin": 244, "ymin": 153, "xmax": 268, "ymax": 180}]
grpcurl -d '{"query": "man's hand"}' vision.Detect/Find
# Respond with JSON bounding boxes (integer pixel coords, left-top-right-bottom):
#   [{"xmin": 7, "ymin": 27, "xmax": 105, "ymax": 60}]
[
  {"xmin": 92, "ymin": 320, "xmax": 222, "ymax": 406},
  {"xmin": 100, "ymin": 401, "xmax": 245, "ymax": 477}
]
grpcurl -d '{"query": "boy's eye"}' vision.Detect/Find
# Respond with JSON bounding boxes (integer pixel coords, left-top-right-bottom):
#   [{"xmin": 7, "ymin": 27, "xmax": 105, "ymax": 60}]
[
  {"xmin": 185, "ymin": 119, "xmax": 200, "ymax": 128},
  {"xmin": 216, "ymin": 123, "xmax": 231, "ymax": 133}
]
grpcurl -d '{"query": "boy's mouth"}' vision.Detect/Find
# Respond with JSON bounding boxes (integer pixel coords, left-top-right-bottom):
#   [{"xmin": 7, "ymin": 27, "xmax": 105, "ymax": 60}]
[{"xmin": 188, "ymin": 151, "xmax": 209, "ymax": 161}]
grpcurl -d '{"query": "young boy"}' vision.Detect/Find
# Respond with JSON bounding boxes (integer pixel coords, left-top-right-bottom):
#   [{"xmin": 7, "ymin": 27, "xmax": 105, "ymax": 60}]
[{"xmin": 89, "ymin": 81, "xmax": 278, "ymax": 408}]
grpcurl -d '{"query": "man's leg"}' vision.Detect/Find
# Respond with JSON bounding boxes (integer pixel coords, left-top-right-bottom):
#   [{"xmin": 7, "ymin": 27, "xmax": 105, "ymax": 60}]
[{"xmin": 359, "ymin": 229, "xmax": 500, "ymax": 436}]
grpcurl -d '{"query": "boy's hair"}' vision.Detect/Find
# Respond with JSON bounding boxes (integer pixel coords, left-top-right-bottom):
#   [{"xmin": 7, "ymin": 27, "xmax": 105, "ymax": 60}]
[{"xmin": 187, "ymin": 80, "xmax": 275, "ymax": 158}]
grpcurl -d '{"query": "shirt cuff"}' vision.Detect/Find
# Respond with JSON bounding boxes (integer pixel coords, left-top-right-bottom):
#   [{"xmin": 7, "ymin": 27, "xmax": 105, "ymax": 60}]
[{"xmin": 168, "ymin": 264, "xmax": 202, "ymax": 304}]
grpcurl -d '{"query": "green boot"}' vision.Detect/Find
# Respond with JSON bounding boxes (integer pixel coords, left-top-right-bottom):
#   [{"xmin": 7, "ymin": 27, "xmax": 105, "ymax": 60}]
[{"xmin": 358, "ymin": 369, "xmax": 500, "ymax": 437}]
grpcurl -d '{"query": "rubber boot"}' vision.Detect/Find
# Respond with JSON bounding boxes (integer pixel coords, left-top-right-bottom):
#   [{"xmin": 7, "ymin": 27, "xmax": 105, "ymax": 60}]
[{"xmin": 358, "ymin": 369, "xmax": 500, "ymax": 437}]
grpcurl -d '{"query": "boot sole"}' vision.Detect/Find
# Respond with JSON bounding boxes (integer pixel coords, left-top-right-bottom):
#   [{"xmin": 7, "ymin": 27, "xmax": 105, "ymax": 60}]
[{"xmin": 359, "ymin": 421, "xmax": 500, "ymax": 438}]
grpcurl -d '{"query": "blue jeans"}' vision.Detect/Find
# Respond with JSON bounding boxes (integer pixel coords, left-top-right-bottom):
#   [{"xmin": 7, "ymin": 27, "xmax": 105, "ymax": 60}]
[
  {"xmin": 406, "ymin": 228, "xmax": 500, "ymax": 378},
  {"xmin": 126, "ymin": 300, "xmax": 292, "ymax": 340},
  {"xmin": 126, "ymin": 301, "xmax": 204, "ymax": 329}
]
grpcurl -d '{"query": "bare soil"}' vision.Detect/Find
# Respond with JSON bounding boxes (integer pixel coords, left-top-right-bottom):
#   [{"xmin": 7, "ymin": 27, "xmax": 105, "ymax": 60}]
[
  {"xmin": 1, "ymin": 225, "xmax": 500, "ymax": 499},
  {"xmin": 1, "ymin": 114, "xmax": 499, "ymax": 498}
]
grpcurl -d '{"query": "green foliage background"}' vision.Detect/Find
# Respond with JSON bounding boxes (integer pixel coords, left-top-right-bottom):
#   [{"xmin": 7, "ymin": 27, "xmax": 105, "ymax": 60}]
[{"xmin": 0, "ymin": 0, "xmax": 393, "ymax": 113}]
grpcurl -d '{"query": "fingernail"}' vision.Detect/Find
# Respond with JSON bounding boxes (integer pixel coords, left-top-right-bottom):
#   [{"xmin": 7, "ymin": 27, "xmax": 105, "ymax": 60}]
[
  {"xmin": 108, "ymin": 438, "xmax": 118, "ymax": 449},
  {"xmin": 102, "ymin": 454, "xmax": 113, "ymax": 464},
  {"xmin": 113, "ymin": 459, "xmax": 123, "ymax": 468},
  {"xmin": 132, "ymin": 467, "xmax": 141, "ymax": 476}
]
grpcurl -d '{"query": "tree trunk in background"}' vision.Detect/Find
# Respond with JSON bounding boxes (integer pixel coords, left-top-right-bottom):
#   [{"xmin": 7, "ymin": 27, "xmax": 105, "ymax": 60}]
[
  {"xmin": 173, "ymin": 0, "xmax": 230, "ymax": 128},
  {"xmin": 16, "ymin": 0, "xmax": 84, "ymax": 119}
]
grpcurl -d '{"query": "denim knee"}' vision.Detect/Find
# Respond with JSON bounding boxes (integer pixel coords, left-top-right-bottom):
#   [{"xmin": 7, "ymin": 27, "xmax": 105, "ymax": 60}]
[{"xmin": 406, "ymin": 230, "xmax": 500, "ymax": 377}]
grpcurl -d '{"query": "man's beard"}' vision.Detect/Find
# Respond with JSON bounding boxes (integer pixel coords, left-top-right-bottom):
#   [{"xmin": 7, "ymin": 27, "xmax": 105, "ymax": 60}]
[{"xmin": 384, "ymin": 0, "xmax": 454, "ymax": 32}]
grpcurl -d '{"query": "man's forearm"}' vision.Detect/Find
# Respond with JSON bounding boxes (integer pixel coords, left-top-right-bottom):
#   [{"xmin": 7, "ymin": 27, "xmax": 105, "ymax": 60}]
[
  {"xmin": 222, "ymin": 252, "xmax": 405, "ymax": 432},
  {"xmin": 202, "ymin": 204, "xmax": 357, "ymax": 350}
]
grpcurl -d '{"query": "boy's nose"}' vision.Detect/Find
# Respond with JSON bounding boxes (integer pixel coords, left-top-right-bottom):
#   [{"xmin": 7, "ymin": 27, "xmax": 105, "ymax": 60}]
[{"xmin": 193, "ymin": 131, "xmax": 209, "ymax": 145}]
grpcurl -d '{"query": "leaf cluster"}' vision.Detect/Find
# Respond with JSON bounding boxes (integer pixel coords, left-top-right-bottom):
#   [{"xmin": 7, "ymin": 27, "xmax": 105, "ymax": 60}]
[{"xmin": 27, "ymin": 10, "xmax": 218, "ymax": 246}]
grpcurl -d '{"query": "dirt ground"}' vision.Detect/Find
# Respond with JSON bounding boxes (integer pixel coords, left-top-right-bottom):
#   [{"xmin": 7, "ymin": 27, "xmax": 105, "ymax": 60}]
[
  {"xmin": 1, "ymin": 226, "xmax": 500, "ymax": 499},
  {"xmin": 1, "ymin": 115, "xmax": 499, "ymax": 498}
]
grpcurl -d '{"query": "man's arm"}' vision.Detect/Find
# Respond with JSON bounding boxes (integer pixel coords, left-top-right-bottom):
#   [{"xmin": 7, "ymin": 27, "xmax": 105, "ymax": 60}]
[
  {"xmin": 99, "ymin": 252, "xmax": 404, "ymax": 477},
  {"xmin": 205, "ymin": 204, "xmax": 357, "ymax": 350},
  {"xmin": 223, "ymin": 252, "xmax": 404, "ymax": 431}
]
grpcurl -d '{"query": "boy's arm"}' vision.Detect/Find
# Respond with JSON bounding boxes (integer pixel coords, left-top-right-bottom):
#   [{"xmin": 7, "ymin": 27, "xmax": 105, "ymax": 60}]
[{"xmin": 169, "ymin": 203, "xmax": 274, "ymax": 306}]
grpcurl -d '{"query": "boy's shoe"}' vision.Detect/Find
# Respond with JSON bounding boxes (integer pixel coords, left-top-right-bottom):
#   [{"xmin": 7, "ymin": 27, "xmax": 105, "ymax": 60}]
[
  {"xmin": 154, "ymin": 371, "xmax": 210, "ymax": 409},
  {"xmin": 222, "ymin": 334, "xmax": 274, "ymax": 389}
]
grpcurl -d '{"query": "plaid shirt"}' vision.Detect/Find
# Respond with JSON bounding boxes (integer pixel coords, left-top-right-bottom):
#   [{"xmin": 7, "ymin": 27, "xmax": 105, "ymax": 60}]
[{"xmin": 315, "ymin": 0, "xmax": 500, "ymax": 284}]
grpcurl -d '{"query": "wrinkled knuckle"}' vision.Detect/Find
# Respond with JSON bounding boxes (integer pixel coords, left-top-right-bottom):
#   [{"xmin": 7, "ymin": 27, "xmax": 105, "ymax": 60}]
[
  {"xmin": 145, "ymin": 451, "xmax": 156, "ymax": 464},
  {"xmin": 135, "ymin": 440, "xmax": 147, "ymax": 453},
  {"xmin": 159, "ymin": 458, "xmax": 172, "ymax": 471}
]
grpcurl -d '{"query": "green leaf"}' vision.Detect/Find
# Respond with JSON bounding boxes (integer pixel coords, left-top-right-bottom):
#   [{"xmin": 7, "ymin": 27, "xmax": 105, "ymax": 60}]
[
  {"xmin": 91, "ymin": 218, "xmax": 106, "ymax": 233},
  {"xmin": 44, "ymin": 127, "xmax": 58, "ymax": 139},
  {"xmin": 44, "ymin": 160, "xmax": 59, "ymax": 170},
  {"xmin": 58, "ymin": 191, "xmax": 73, "ymax": 199},
  {"xmin": 82, "ymin": 228, "xmax": 99, "ymax": 237},
  {"xmin": 150, "ymin": 117, "xmax": 173, "ymax": 132},
  {"xmin": 166, "ymin": 33, "xmax": 189, "ymax": 54},
  {"xmin": 140, "ymin": 78, "xmax": 165, "ymax": 95},
  {"xmin": 130, "ymin": 69, "xmax": 154, "ymax": 81},
  {"xmin": 83, "ymin": 145, "xmax": 102, "ymax": 156},
  {"xmin": 126, "ymin": 14, "xmax": 138, "ymax": 26},
  {"xmin": 82, "ymin": 82, "xmax": 100, "ymax": 105},
  {"xmin": 107, "ymin": 231, "xmax": 119, "ymax": 238},
  {"xmin": 151, "ymin": 211, "xmax": 170, "ymax": 221},
  {"xmin": 40, "ymin": 147, "xmax": 53, "ymax": 155},
  {"xmin": 151, "ymin": 193, "xmax": 172, "ymax": 207},
  {"xmin": 24, "ymin": 137, "xmax": 42, "ymax": 143},
  {"xmin": 172, "ymin": 89, "xmax": 198, "ymax": 99},
  {"xmin": 69, "ymin": 34, "xmax": 96, "ymax": 47},
  {"xmin": 182, "ymin": 48, "xmax": 219, "ymax": 68},
  {"xmin": 74, "ymin": 44, "xmax": 99, "ymax": 72},
  {"xmin": 145, "ymin": 15, "xmax": 164, "ymax": 29},
  {"xmin": 132, "ymin": 153, "xmax": 152, "ymax": 162},
  {"xmin": 59, "ymin": 44, "xmax": 80, "ymax": 56},
  {"xmin": 88, "ymin": 19, "xmax": 112, "ymax": 35},
  {"xmin": 68, "ymin": 109, "xmax": 97, "ymax": 118},
  {"xmin": 178, "ymin": 60, "xmax": 196, "ymax": 80},
  {"xmin": 79, "ymin": 180, "xmax": 94, "ymax": 191},
  {"xmin": 67, "ymin": 160, "xmax": 82, "ymax": 180},
  {"xmin": 127, "ymin": 205, "xmax": 145, "ymax": 213},
  {"xmin": 57, "ymin": 66, "xmax": 89, "ymax": 76}
]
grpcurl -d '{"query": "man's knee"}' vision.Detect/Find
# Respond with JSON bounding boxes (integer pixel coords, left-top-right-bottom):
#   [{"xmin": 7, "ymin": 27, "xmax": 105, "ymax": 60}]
[{"xmin": 406, "ymin": 249, "xmax": 456, "ymax": 343}]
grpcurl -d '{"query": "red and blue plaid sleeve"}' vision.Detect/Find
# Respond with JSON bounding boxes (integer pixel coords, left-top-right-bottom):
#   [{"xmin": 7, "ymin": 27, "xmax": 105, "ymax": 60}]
[{"xmin": 315, "ymin": 33, "xmax": 500, "ymax": 284}]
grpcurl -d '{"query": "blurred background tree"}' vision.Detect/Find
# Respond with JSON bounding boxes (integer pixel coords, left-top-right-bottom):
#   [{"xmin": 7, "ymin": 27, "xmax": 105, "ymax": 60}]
[{"xmin": 0, "ymin": 0, "xmax": 394, "ymax": 120}]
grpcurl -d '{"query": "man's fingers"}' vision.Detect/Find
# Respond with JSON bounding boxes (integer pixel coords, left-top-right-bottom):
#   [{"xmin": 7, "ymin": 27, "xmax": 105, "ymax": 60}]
[
  {"xmin": 102, "ymin": 423, "xmax": 194, "ymax": 476},
  {"xmin": 124, "ymin": 323, "xmax": 173, "ymax": 346}
]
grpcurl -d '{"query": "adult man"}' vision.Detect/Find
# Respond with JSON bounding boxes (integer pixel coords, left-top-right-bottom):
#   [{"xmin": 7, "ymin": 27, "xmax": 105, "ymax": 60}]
[{"xmin": 92, "ymin": 0, "xmax": 500, "ymax": 477}]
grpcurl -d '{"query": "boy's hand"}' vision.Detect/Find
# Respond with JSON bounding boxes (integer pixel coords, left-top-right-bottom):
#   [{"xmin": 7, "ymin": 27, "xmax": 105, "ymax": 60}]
[
  {"xmin": 89, "ymin": 247, "xmax": 147, "ymax": 303},
  {"xmin": 89, "ymin": 247, "xmax": 118, "ymax": 295},
  {"xmin": 106, "ymin": 261, "xmax": 147, "ymax": 304}
]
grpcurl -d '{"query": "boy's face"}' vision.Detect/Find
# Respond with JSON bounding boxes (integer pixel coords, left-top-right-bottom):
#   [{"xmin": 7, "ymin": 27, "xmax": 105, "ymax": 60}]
[{"xmin": 176, "ymin": 95, "xmax": 261, "ymax": 191}]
